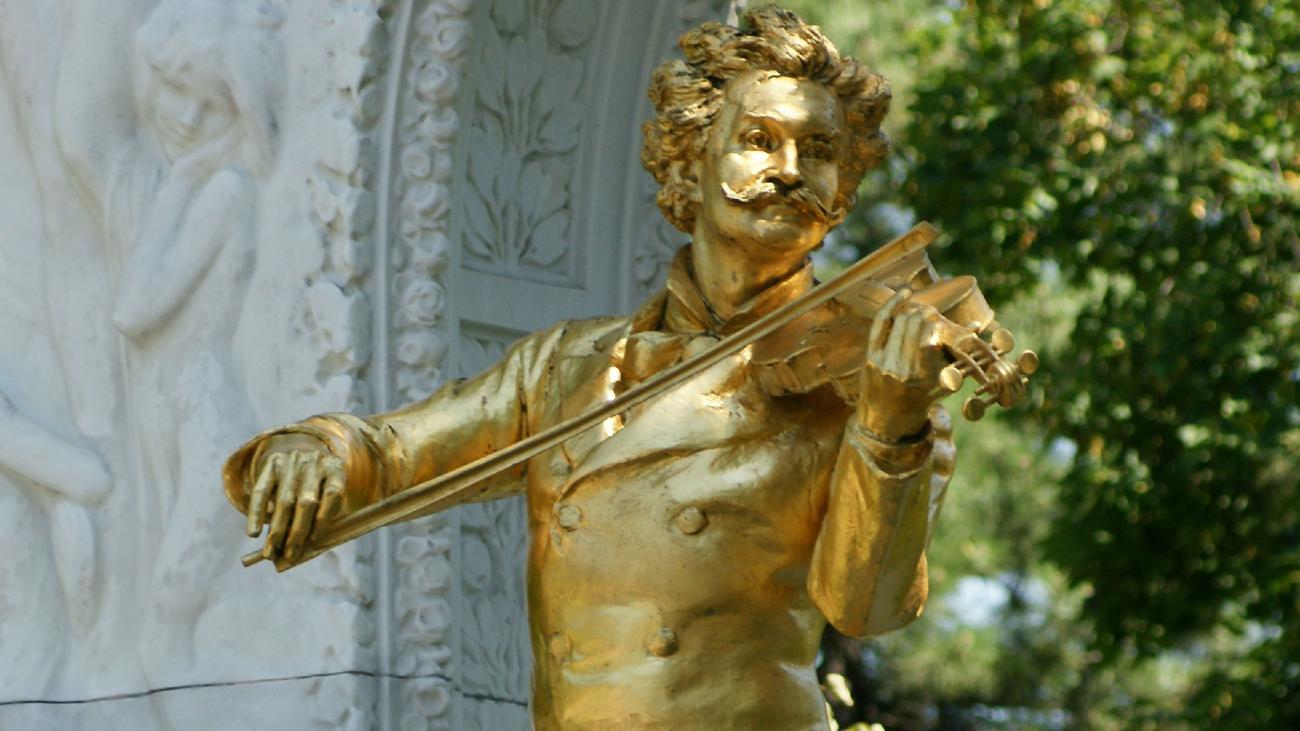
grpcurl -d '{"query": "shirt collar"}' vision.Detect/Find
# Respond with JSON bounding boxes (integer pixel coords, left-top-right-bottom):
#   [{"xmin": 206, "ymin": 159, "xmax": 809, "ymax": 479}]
[{"xmin": 634, "ymin": 245, "xmax": 815, "ymax": 337}]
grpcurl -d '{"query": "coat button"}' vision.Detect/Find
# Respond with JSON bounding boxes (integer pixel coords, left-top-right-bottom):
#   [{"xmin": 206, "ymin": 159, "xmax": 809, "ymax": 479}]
[
  {"xmin": 673, "ymin": 506, "xmax": 708, "ymax": 535},
  {"xmin": 647, "ymin": 627, "xmax": 678, "ymax": 657},
  {"xmin": 548, "ymin": 632, "xmax": 571, "ymax": 662},
  {"xmin": 556, "ymin": 504, "xmax": 582, "ymax": 531}
]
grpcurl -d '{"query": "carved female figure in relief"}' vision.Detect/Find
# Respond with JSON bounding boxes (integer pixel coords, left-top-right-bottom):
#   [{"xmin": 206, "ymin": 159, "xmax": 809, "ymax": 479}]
[{"xmin": 109, "ymin": 0, "xmax": 285, "ymax": 680}]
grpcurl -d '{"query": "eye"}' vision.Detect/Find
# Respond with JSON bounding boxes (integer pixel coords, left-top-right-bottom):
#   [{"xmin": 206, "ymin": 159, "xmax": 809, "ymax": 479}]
[
  {"xmin": 802, "ymin": 138, "xmax": 834, "ymax": 161},
  {"xmin": 742, "ymin": 129, "xmax": 777, "ymax": 152}
]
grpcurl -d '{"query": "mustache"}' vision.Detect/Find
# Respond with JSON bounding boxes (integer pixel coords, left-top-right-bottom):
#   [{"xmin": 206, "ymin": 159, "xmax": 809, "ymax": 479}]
[{"xmin": 720, "ymin": 179, "xmax": 847, "ymax": 227}]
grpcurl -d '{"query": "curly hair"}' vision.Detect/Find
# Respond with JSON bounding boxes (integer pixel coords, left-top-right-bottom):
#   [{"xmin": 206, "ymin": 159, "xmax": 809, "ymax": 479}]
[{"xmin": 641, "ymin": 7, "xmax": 891, "ymax": 233}]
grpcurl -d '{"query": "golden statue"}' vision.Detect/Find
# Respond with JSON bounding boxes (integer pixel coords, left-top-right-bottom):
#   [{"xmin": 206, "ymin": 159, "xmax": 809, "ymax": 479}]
[{"xmin": 223, "ymin": 8, "xmax": 1035, "ymax": 729}]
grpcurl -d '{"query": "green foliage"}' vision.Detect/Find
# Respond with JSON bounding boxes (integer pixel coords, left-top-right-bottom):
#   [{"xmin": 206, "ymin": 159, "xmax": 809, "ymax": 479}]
[
  {"xmin": 794, "ymin": 0, "xmax": 1299, "ymax": 728},
  {"xmin": 906, "ymin": 0, "xmax": 1299, "ymax": 670}
]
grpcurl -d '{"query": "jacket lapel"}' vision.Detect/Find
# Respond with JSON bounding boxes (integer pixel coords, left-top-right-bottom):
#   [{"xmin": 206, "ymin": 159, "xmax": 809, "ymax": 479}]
[{"xmin": 560, "ymin": 351, "xmax": 776, "ymax": 496}]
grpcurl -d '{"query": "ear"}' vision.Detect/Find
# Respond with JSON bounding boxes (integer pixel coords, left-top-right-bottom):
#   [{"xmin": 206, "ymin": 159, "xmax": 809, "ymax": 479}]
[
  {"xmin": 667, "ymin": 160, "xmax": 702, "ymax": 203},
  {"xmin": 685, "ymin": 157, "xmax": 703, "ymax": 203}
]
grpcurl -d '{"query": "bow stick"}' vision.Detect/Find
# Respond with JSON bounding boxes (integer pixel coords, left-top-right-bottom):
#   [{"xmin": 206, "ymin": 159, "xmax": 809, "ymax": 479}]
[{"xmin": 244, "ymin": 222, "xmax": 939, "ymax": 571}]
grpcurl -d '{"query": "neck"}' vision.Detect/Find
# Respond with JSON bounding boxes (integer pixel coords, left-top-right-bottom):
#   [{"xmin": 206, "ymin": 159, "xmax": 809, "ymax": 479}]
[{"xmin": 689, "ymin": 222, "xmax": 810, "ymax": 322}]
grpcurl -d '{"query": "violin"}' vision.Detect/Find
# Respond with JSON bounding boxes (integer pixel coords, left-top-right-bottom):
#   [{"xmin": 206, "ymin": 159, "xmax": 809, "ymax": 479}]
[{"xmin": 751, "ymin": 228, "xmax": 1038, "ymax": 420}]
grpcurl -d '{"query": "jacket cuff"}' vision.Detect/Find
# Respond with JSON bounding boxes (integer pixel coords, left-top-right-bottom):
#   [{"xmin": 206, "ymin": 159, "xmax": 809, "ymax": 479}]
[
  {"xmin": 848, "ymin": 419, "xmax": 934, "ymax": 475},
  {"xmin": 300, "ymin": 413, "xmax": 393, "ymax": 513}
]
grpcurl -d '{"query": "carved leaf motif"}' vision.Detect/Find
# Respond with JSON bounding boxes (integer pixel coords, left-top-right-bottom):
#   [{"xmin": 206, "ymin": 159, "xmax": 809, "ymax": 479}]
[
  {"xmin": 466, "ymin": 128, "xmax": 499, "ymax": 207},
  {"xmin": 635, "ymin": 212, "xmax": 686, "ymax": 297},
  {"xmin": 523, "ymin": 208, "xmax": 570, "ymax": 268},
  {"xmin": 458, "ymin": 498, "xmax": 530, "ymax": 700},
  {"xmin": 491, "ymin": 0, "xmax": 526, "ymax": 35},
  {"xmin": 494, "ymin": 153, "xmax": 523, "ymax": 213},
  {"xmin": 538, "ymin": 54, "xmax": 583, "ymax": 116},
  {"xmin": 504, "ymin": 29, "xmax": 547, "ymax": 114},
  {"xmin": 519, "ymin": 161, "xmax": 564, "ymax": 224},
  {"xmin": 537, "ymin": 59, "xmax": 584, "ymax": 155},
  {"xmin": 462, "ymin": 0, "xmax": 599, "ymax": 282},
  {"xmin": 477, "ymin": 23, "xmax": 508, "ymax": 117},
  {"xmin": 548, "ymin": 0, "xmax": 597, "ymax": 50},
  {"xmin": 464, "ymin": 183, "xmax": 498, "ymax": 261},
  {"xmin": 538, "ymin": 108, "xmax": 580, "ymax": 157},
  {"xmin": 518, "ymin": 161, "xmax": 568, "ymax": 268}
]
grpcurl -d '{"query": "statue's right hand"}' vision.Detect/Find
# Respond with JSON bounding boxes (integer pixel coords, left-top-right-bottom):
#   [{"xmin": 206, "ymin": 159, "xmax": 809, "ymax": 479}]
[{"xmin": 245, "ymin": 435, "xmax": 346, "ymax": 563}]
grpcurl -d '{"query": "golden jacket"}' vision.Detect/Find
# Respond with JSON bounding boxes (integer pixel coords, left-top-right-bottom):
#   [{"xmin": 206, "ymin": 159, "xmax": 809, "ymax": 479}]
[{"xmin": 226, "ymin": 254, "xmax": 954, "ymax": 730}]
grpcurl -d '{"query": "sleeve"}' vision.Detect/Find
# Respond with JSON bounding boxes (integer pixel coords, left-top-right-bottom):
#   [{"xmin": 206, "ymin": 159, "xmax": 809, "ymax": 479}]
[
  {"xmin": 223, "ymin": 324, "xmax": 564, "ymax": 521},
  {"xmin": 807, "ymin": 405, "xmax": 955, "ymax": 638}
]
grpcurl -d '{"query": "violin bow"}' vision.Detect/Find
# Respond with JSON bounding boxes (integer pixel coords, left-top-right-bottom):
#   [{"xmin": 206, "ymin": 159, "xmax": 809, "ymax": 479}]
[{"xmin": 244, "ymin": 222, "xmax": 939, "ymax": 571}]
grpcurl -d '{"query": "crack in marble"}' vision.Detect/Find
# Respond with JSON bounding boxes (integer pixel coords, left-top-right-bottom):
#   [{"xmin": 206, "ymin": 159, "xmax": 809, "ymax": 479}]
[{"xmin": 0, "ymin": 670, "xmax": 527, "ymax": 709}]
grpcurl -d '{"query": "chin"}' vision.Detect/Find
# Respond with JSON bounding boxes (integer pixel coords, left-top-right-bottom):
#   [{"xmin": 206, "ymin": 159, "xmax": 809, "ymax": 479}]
[{"xmin": 749, "ymin": 219, "xmax": 821, "ymax": 255}]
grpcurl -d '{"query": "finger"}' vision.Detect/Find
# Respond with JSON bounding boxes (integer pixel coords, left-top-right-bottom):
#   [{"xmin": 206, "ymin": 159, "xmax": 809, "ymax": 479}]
[
  {"xmin": 868, "ymin": 288, "xmax": 911, "ymax": 357},
  {"xmin": 285, "ymin": 458, "xmax": 323, "ymax": 561},
  {"xmin": 916, "ymin": 308, "xmax": 945, "ymax": 363},
  {"xmin": 264, "ymin": 452, "xmax": 302, "ymax": 559},
  {"xmin": 317, "ymin": 457, "xmax": 345, "ymax": 523},
  {"xmin": 916, "ymin": 304, "xmax": 942, "ymax": 344},
  {"xmin": 884, "ymin": 307, "xmax": 922, "ymax": 372},
  {"xmin": 246, "ymin": 454, "xmax": 281, "ymax": 537},
  {"xmin": 919, "ymin": 318, "xmax": 949, "ymax": 373},
  {"xmin": 920, "ymin": 319, "xmax": 955, "ymax": 398}
]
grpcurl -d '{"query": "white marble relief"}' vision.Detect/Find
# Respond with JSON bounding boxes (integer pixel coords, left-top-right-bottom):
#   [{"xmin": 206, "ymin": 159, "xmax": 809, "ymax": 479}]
[
  {"xmin": 0, "ymin": 1, "xmax": 717, "ymax": 728},
  {"xmin": 115, "ymin": 1, "xmax": 285, "ymax": 689},
  {"xmin": 1, "ymin": 1, "xmax": 375, "ymax": 727},
  {"xmin": 0, "ymin": 392, "xmax": 111, "ymax": 700}
]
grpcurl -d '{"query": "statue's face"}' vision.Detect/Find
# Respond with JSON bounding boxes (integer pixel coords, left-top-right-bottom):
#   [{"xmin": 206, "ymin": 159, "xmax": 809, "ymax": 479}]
[
  {"xmin": 694, "ymin": 70, "xmax": 847, "ymax": 268},
  {"xmin": 147, "ymin": 66, "xmax": 237, "ymax": 162}
]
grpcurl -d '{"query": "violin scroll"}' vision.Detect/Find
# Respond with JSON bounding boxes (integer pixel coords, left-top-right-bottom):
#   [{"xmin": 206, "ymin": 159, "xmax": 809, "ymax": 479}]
[
  {"xmin": 937, "ymin": 328, "xmax": 1039, "ymax": 422},
  {"xmin": 907, "ymin": 274, "xmax": 1038, "ymax": 421}
]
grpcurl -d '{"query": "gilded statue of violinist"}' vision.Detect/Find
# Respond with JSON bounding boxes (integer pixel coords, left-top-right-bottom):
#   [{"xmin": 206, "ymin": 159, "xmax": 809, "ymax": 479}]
[{"xmin": 222, "ymin": 8, "xmax": 1035, "ymax": 729}]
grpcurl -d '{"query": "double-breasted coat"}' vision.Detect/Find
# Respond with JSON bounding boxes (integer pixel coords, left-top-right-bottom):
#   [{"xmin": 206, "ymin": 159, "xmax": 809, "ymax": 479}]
[{"xmin": 226, "ymin": 251, "xmax": 954, "ymax": 730}]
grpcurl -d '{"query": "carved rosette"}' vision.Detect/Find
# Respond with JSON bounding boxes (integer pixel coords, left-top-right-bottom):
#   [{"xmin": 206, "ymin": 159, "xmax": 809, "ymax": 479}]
[
  {"xmin": 392, "ymin": 528, "xmax": 456, "ymax": 730},
  {"xmin": 391, "ymin": 0, "xmax": 473, "ymax": 405},
  {"xmin": 460, "ymin": 0, "xmax": 597, "ymax": 285},
  {"xmin": 388, "ymin": 1, "xmax": 475, "ymax": 729}
]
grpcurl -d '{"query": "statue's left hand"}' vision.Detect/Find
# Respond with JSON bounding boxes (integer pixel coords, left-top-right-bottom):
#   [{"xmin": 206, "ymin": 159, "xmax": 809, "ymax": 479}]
[{"xmin": 856, "ymin": 288, "xmax": 947, "ymax": 442}]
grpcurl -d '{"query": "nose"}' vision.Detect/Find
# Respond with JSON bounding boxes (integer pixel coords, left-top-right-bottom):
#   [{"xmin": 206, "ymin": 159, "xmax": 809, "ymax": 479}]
[
  {"xmin": 176, "ymin": 99, "xmax": 204, "ymax": 132},
  {"xmin": 772, "ymin": 139, "xmax": 801, "ymax": 187}
]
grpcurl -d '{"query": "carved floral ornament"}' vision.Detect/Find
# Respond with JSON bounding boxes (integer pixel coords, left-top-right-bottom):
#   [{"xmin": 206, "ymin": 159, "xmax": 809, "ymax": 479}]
[
  {"xmin": 392, "ymin": 0, "xmax": 474, "ymax": 403},
  {"xmin": 389, "ymin": 1, "xmax": 475, "ymax": 729},
  {"xmin": 462, "ymin": 0, "xmax": 597, "ymax": 280}
]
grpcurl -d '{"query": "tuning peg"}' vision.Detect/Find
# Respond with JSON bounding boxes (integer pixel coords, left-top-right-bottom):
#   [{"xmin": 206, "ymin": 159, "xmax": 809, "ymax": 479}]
[
  {"xmin": 956, "ymin": 346, "xmax": 1037, "ymax": 422},
  {"xmin": 1017, "ymin": 350, "xmax": 1039, "ymax": 375},
  {"xmin": 962, "ymin": 396, "xmax": 988, "ymax": 421},
  {"xmin": 939, "ymin": 364, "xmax": 965, "ymax": 393},
  {"xmin": 991, "ymin": 328, "xmax": 1014, "ymax": 354}
]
